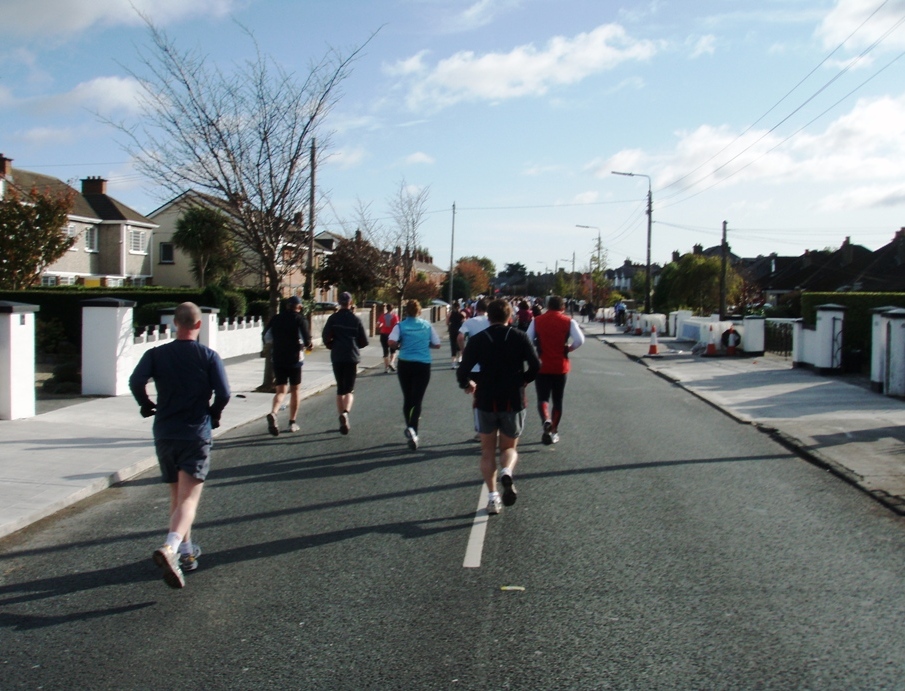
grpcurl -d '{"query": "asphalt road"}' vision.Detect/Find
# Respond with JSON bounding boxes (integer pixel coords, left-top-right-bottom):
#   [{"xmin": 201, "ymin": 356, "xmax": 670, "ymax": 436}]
[{"xmin": 2, "ymin": 339, "xmax": 905, "ymax": 690}]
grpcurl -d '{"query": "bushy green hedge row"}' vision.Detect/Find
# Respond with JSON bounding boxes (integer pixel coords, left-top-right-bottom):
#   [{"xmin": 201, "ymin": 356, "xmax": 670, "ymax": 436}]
[
  {"xmin": 801, "ymin": 292, "xmax": 905, "ymax": 355},
  {"xmin": 0, "ymin": 286, "xmax": 270, "ymax": 353}
]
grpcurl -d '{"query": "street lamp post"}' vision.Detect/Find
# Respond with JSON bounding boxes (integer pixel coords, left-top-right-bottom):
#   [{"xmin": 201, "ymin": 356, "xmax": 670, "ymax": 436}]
[
  {"xmin": 577, "ymin": 224, "xmax": 604, "ymax": 328},
  {"xmin": 612, "ymin": 171, "xmax": 652, "ymax": 314}
]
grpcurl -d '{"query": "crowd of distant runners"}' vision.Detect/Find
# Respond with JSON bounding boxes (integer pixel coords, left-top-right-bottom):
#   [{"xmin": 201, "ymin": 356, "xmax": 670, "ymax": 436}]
[{"xmin": 130, "ymin": 293, "xmax": 584, "ymax": 589}]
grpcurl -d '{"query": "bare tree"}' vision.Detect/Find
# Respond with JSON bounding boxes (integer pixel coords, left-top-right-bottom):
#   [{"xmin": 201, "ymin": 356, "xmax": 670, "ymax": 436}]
[
  {"xmin": 383, "ymin": 179, "xmax": 430, "ymax": 305},
  {"xmin": 110, "ymin": 18, "xmax": 372, "ymax": 319}
]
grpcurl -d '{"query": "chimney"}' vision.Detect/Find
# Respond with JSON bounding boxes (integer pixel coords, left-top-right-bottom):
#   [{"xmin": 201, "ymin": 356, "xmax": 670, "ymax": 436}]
[
  {"xmin": 81, "ymin": 176, "xmax": 107, "ymax": 195},
  {"xmin": 672, "ymin": 250, "xmax": 681, "ymax": 263},
  {"xmin": 0, "ymin": 154, "xmax": 12, "ymax": 178},
  {"xmin": 693, "ymin": 244, "xmax": 703, "ymax": 255},
  {"xmin": 841, "ymin": 236, "xmax": 852, "ymax": 264}
]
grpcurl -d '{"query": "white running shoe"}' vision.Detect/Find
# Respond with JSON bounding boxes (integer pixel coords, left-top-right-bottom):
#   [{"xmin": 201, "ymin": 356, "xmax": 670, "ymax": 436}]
[
  {"xmin": 487, "ymin": 494, "xmax": 502, "ymax": 515},
  {"xmin": 153, "ymin": 545, "xmax": 185, "ymax": 589},
  {"xmin": 405, "ymin": 426, "xmax": 419, "ymax": 450}
]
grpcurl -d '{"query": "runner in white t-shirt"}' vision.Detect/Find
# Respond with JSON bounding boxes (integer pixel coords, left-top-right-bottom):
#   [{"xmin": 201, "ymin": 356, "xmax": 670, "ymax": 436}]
[{"xmin": 456, "ymin": 298, "xmax": 490, "ymax": 372}]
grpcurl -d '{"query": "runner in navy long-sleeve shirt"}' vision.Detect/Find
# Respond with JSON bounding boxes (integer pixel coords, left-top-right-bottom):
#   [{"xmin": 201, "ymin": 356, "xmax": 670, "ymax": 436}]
[{"xmin": 130, "ymin": 302, "xmax": 230, "ymax": 588}]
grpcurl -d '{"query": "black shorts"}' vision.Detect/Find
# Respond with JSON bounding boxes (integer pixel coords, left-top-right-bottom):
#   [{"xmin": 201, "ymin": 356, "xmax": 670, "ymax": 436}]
[
  {"xmin": 273, "ymin": 363, "xmax": 303, "ymax": 387},
  {"xmin": 332, "ymin": 361, "xmax": 358, "ymax": 396}
]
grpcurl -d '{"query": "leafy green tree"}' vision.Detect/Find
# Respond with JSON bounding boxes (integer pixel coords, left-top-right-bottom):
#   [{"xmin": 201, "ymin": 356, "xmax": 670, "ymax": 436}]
[
  {"xmin": 0, "ymin": 186, "xmax": 75, "ymax": 290},
  {"xmin": 173, "ymin": 206, "xmax": 236, "ymax": 288},
  {"xmin": 316, "ymin": 230, "xmax": 386, "ymax": 298},
  {"xmin": 439, "ymin": 275, "xmax": 470, "ymax": 302},
  {"xmin": 553, "ymin": 272, "xmax": 569, "ymax": 298},
  {"xmin": 656, "ymin": 253, "xmax": 742, "ymax": 315}
]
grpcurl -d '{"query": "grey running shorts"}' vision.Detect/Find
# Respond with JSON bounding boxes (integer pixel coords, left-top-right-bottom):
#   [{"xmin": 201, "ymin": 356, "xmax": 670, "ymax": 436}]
[
  {"xmin": 155, "ymin": 438, "xmax": 212, "ymax": 483},
  {"xmin": 474, "ymin": 408, "xmax": 526, "ymax": 438}
]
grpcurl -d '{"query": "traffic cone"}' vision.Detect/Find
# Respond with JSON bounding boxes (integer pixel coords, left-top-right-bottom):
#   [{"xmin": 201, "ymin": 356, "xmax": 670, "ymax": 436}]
[
  {"xmin": 704, "ymin": 324, "xmax": 718, "ymax": 356},
  {"xmin": 634, "ymin": 316, "xmax": 643, "ymax": 336},
  {"xmin": 726, "ymin": 325, "xmax": 737, "ymax": 356},
  {"xmin": 646, "ymin": 325, "xmax": 661, "ymax": 356}
]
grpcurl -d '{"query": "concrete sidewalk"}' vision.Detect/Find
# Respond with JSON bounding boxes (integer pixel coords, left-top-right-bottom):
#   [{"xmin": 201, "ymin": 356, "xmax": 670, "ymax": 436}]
[
  {"xmin": 588, "ymin": 320, "xmax": 905, "ymax": 515},
  {"xmin": 3, "ymin": 318, "xmax": 905, "ymax": 542},
  {"xmin": 0, "ymin": 342, "xmax": 386, "ymax": 540}
]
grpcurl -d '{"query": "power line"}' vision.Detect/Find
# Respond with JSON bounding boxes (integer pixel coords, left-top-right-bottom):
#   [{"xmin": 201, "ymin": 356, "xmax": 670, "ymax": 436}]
[
  {"xmin": 659, "ymin": 45, "xmax": 905, "ymax": 210},
  {"xmin": 657, "ymin": 2, "xmax": 905, "ymax": 207},
  {"xmin": 658, "ymin": 0, "xmax": 894, "ymax": 198}
]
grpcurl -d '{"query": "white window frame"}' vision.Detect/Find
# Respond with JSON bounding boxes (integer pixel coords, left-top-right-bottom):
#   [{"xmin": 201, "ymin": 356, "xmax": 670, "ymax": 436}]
[
  {"xmin": 67, "ymin": 223, "xmax": 78, "ymax": 250},
  {"xmin": 40, "ymin": 275, "xmax": 58, "ymax": 286},
  {"xmin": 128, "ymin": 226, "xmax": 147, "ymax": 254},
  {"xmin": 85, "ymin": 226, "xmax": 99, "ymax": 253}
]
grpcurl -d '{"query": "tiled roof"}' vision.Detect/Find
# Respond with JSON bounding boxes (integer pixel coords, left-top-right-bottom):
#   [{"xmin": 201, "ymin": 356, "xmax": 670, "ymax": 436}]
[{"xmin": 4, "ymin": 167, "xmax": 153, "ymax": 224}]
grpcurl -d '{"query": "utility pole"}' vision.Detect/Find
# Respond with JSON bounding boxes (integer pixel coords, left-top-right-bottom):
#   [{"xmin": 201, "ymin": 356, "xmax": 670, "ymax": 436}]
[
  {"xmin": 645, "ymin": 185, "xmax": 652, "ymax": 314},
  {"xmin": 611, "ymin": 171, "xmax": 653, "ymax": 313},
  {"xmin": 305, "ymin": 138, "xmax": 316, "ymax": 300},
  {"xmin": 719, "ymin": 220, "xmax": 728, "ymax": 320},
  {"xmin": 448, "ymin": 202, "xmax": 456, "ymax": 304}
]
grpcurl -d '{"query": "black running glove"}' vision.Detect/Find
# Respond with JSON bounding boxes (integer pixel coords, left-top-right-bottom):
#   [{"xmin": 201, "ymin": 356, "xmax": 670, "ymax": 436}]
[{"xmin": 140, "ymin": 402, "xmax": 156, "ymax": 418}]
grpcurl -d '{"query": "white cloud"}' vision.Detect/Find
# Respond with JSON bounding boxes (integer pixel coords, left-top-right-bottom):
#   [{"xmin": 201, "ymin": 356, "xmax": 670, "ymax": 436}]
[
  {"xmin": 19, "ymin": 125, "xmax": 79, "ymax": 146},
  {"xmin": 327, "ymin": 147, "xmax": 368, "ymax": 170},
  {"xmin": 405, "ymin": 152, "xmax": 435, "ymax": 165},
  {"xmin": 816, "ymin": 182, "xmax": 905, "ymax": 212},
  {"xmin": 391, "ymin": 23, "xmax": 659, "ymax": 111},
  {"xmin": 689, "ymin": 34, "xmax": 716, "ymax": 59},
  {"xmin": 22, "ymin": 76, "xmax": 144, "ymax": 116},
  {"xmin": 572, "ymin": 191, "xmax": 599, "ymax": 204},
  {"xmin": 452, "ymin": 0, "xmax": 523, "ymax": 32},
  {"xmin": 597, "ymin": 94, "xmax": 905, "ymax": 210},
  {"xmin": 521, "ymin": 162, "xmax": 565, "ymax": 176},
  {"xmin": 816, "ymin": 0, "xmax": 905, "ymax": 52},
  {"xmin": 0, "ymin": 0, "xmax": 241, "ymax": 37}
]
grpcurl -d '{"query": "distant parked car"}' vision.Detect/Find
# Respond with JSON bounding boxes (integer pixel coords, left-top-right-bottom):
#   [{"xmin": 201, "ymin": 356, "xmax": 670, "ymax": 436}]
[
  {"xmin": 312, "ymin": 301, "xmax": 338, "ymax": 312},
  {"xmin": 430, "ymin": 299, "xmax": 450, "ymax": 307}
]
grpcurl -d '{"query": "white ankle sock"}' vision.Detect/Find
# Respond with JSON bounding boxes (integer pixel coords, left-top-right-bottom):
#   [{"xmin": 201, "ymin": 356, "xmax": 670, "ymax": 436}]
[
  {"xmin": 179, "ymin": 539, "xmax": 194, "ymax": 555},
  {"xmin": 165, "ymin": 532, "xmax": 182, "ymax": 552}
]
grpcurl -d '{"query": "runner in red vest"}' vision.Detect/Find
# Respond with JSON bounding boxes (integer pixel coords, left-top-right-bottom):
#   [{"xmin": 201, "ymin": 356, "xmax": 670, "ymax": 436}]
[{"xmin": 526, "ymin": 295, "xmax": 585, "ymax": 444}]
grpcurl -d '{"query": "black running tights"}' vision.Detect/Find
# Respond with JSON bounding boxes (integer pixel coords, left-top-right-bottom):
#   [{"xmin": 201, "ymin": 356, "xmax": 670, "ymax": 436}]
[
  {"xmin": 397, "ymin": 360, "xmax": 432, "ymax": 431},
  {"xmin": 535, "ymin": 373, "xmax": 567, "ymax": 429}
]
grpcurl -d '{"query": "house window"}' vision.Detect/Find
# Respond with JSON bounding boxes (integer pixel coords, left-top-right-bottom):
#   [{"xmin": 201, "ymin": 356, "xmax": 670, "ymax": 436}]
[
  {"xmin": 129, "ymin": 227, "xmax": 147, "ymax": 254},
  {"xmin": 159, "ymin": 242, "xmax": 175, "ymax": 264},
  {"xmin": 67, "ymin": 224, "xmax": 78, "ymax": 250},
  {"xmin": 41, "ymin": 275, "xmax": 58, "ymax": 286},
  {"xmin": 85, "ymin": 227, "xmax": 98, "ymax": 252}
]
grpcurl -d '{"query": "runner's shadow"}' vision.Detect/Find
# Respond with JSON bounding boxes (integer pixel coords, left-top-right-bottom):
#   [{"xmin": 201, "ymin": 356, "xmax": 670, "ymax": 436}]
[{"xmin": 201, "ymin": 513, "xmax": 475, "ymax": 569}]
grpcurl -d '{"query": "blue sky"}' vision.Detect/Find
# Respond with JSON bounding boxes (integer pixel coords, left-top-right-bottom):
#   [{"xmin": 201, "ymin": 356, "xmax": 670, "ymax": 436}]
[{"xmin": 2, "ymin": 0, "xmax": 904, "ymax": 276}]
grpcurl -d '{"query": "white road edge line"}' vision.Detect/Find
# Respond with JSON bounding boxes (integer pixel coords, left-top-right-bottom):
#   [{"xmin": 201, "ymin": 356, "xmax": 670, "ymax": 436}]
[{"xmin": 463, "ymin": 484, "xmax": 490, "ymax": 568}]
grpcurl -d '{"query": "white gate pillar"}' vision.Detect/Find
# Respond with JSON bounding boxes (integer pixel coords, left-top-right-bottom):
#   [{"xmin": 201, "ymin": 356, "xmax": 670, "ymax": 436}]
[
  {"xmin": 884, "ymin": 309, "xmax": 905, "ymax": 397},
  {"xmin": 0, "ymin": 301, "xmax": 39, "ymax": 420},
  {"xmin": 742, "ymin": 315, "xmax": 765, "ymax": 356},
  {"xmin": 815, "ymin": 304, "xmax": 845, "ymax": 373},
  {"xmin": 81, "ymin": 298, "xmax": 136, "ymax": 396},
  {"xmin": 870, "ymin": 306, "xmax": 898, "ymax": 393}
]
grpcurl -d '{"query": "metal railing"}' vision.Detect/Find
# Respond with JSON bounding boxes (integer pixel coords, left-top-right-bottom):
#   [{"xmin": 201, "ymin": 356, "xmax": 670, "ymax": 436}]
[{"xmin": 765, "ymin": 321, "xmax": 793, "ymax": 357}]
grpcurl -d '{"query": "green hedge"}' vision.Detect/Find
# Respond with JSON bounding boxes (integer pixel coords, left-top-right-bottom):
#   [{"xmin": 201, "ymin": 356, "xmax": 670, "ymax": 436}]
[{"xmin": 801, "ymin": 292, "xmax": 905, "ymax": 355}]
